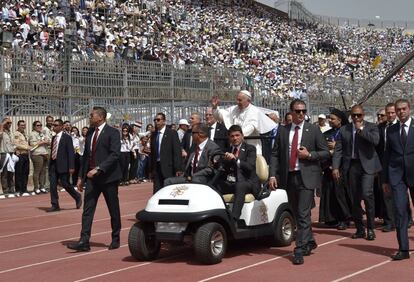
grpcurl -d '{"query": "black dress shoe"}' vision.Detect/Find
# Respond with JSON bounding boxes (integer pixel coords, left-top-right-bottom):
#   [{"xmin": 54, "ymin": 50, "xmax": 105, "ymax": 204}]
[
  {"xmin": 351, "ymin": 231, "xmax": 366, "ymax": 239},
  {"xmin": 303, "ymin": 241, "xmax": 318, "ymax": 256},
  {"xmin": 382, "ymin": 225, "xmax": 395, "ymax": 232},
  {"xmin": 337, "ymin": 222, "xmax": 347, "ymax": 230},
  {"xmin": 67, "ymin": 241, "xmax": 90, "ymax": 252},
  {"xmin": 108, "ymin": 241, "xmax": 120, "ymax": 250},
  {"xmin": 46, "ymin": 206, "xmax": 60, "ymax": 212},
  {"xmin": 366, "ymin": 229, "xmax": 376, "ymax": 241},
  {"xmin": 292, "ymin": 254, "xmax": 304, "ymax": 265},
  {"xmin": 391, "ymin": 251, "xmax": 410, "ymax": 260},
  {"xmin": 76, "ymin": 198, "xmax": 82, "ymax": 209}
]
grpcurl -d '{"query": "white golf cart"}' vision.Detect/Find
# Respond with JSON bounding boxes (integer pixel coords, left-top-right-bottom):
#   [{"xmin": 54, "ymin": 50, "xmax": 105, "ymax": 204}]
[{"xmin": 128, "ymin": 154, "xmax": 294, "ymax": 264}]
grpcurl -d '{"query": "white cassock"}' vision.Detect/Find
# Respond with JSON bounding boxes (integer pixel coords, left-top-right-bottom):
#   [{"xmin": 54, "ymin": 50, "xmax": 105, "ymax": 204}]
[{"xmin": 214, "ymin": 104, "xmax": 276, "ymax": 155}]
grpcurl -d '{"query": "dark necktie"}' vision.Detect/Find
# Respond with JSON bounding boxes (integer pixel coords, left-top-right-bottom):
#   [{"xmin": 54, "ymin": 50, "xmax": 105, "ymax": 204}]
[
  {"xmin": 192, "ymin": 146, "xmax": 200, "ymax": 174},
  {"xmin": 401, "ymin": 124, "xmax": 407, "ymax": 148},
  {"xmin": 289, "ymin": 126, "xmax": 300, "ymax": 171},
  {"xmin": 51, "ymin": 136, "xmax": 58, "ymax": 160},
  {"xmin": 155, "ymin": 131, "xmax": 160, "ymax": 160},
  {"xmin": 232, "ymin": 146, "xmax": 239, "ymax": 157},
  {"xmin": 89, "ymin": 127, "xmax": 99, "ymax": 168},
  {"xmin": 353, "ymin": 128, "xmax": 360, "ymax": 159}
]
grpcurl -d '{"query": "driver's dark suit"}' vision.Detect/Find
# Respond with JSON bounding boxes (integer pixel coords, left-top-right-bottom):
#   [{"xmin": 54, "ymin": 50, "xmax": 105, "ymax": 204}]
[{"xmin": 217, "ymin": 142, "xmax": 261, "ymax": 220}]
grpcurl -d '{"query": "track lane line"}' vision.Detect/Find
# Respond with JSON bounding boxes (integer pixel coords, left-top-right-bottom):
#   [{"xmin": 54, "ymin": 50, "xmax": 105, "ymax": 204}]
[
  {"xmin": 0, "ymin": 245, "xmax": 127, "ymax": 274},
  {"xmin": 0, "ymin": 213, "xmax": 135, "ymax": 239},
  {"xmin": 331, "ymin": 250, "xmax": 414, "ymax": 282},
  {"xmin": 198, "ymin": 237, "xmax": 348, "ymax": 282},
  {"xmin": 0, "ymin": 198, "xmax": 146, "ymax": 224},
  {"xmin": 73, "ymin": 254, "xmax": 185, "ymax": 282},
  {"xmin": 0, "ymin": 227, "xmax": 131, "ymax": 254}
]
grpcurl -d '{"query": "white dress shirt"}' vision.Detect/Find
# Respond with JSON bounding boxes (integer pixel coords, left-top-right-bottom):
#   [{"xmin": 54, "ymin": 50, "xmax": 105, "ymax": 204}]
[
  {"xmin": 90, "ymin": 122, "xmax": 106, "ymax": 151},
  {"xmin": 156, "ymin": 126, "xmax": 166, "ymax": 161},
  {"xmin": 401, "ymin": 117, "xmax": 412, "ymax": 136},
  {"xmin": 53, "ymin": 131, "xmax": 63, "ymax": 153},
  {"xmin": 209, "ymin": 122, "xmax": 217, "ymax": 141},
  {"xmin": 191, "ymin": 139, "xmax": 208, "ymax": 172}
]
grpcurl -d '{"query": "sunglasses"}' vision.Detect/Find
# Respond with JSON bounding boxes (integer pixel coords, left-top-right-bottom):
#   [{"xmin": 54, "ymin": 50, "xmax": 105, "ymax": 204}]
[
  {"xmin": 294, "ymin": 109, "xmax": 307, "ymax": 114},
  {"xmin": 52, "ymin": 124, "xmax": 61, "ymax": 127},
  {"xmin": 351, "ymin": 113, "xmax": 363, "ymax": 118},
  {"xmin": 35, "ymin": 124, "xmax": 42, "ymax": 127},
  {"xmin": 153, "ymin": 118, "xmax": 163, "ymax": 122}
]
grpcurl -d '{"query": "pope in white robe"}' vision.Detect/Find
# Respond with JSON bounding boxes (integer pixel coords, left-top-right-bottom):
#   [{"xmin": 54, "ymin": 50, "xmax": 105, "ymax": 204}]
[{"xmin": 212, "ymin": 90, "xmax": 276, "ymax": 155}]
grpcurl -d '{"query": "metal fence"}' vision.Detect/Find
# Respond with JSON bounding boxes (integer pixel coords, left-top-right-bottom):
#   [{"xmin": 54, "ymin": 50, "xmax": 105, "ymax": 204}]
[{"xmin": 0, "ymin": 51, "xmax": 247, "ymax": 127}]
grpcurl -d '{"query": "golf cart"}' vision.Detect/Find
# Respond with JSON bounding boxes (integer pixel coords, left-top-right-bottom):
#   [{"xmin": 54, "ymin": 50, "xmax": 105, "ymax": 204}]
[{"xmin": 128, "ymin": 154, "xmax": 294, "ymax": 264}]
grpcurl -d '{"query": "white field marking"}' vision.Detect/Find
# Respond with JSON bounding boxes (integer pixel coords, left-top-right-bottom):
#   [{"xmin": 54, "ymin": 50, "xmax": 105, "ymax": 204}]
[
  {"xmin": 0, "ymin": 198, "xmax": 146, "ymax": 224},
  {"xmin": 73, "ymin": 254, "xmax": 184, "ymax": 282},
  {"xmin": 0, "ymin": 245, "xmax": 126, "ymax": 274},
  {"xmin": 0, "ymin": 209, "xmax": 81, "ymax": 224},
  {"xmin": 198, "ymin": 237, "xmax": 348, "ymax": 282},
  {"xmin": 331, "ymin": 251, "xmax": 414, "ymax": 282},
  {"xmin": 0, "ymin": 213, "xmax": 135, "ymax": 239},
  {"xmin": 0, "ymin": 227, "xmax": 131, "ymax": 254}
]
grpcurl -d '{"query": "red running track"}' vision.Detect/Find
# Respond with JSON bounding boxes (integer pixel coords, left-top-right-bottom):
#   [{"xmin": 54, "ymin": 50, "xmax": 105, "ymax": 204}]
[{"xmin": 0, "ymin": 183, "xmax": 413, "ymax": 282}]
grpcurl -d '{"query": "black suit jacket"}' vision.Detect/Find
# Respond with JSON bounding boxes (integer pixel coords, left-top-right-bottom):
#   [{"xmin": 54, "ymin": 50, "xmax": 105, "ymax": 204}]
[
  {"xmin": 376, "ymin": 121, "xmax": 387, "ymax": 162},
  {"xmin": 181, "ymin": 129, "xmax": 193, "ymax": 154},
  {"xmin": 150, "ymin": 127, "xmax": 183, "ymax": 178},
  {"xmin": 184, "ymin": 139, "xmax": 222, "ymax": 182},
  {"xmin": 270, "ymin": 122, "xmax": 329, "ymax": 190},
  {"xmin": 383, "ymin": 120, "xmax": 414, "ymax": 187},
  {"xmin": 223, "ymin": 142, "xmax": 260, "ymax": 188},
  {"xmin": 332, "ymin": 121, "xmax": 381, "ymax": 175},
  {"xmin": 211, "ymin": 122, "xmax": 229, "ymax": 152},
  {"xmin": 80, "ymin": 124, "xmax": 122, "ymax": 184},
  {"xmin": 50, "ymin": 132, "xmax": 75, "ymax": 174}
]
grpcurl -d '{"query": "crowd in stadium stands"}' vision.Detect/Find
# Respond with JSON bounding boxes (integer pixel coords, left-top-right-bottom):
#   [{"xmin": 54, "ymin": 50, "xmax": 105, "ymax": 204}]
[{"xmin": 1, "ymin": 0, "xmax": 414, "ymax": 99}]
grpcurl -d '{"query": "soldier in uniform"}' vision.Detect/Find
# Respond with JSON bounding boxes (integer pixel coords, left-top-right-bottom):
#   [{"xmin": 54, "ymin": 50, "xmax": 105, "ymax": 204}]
[{"xmin": 14, "ymin": 120, "xmax": 32, "ymax": 196}]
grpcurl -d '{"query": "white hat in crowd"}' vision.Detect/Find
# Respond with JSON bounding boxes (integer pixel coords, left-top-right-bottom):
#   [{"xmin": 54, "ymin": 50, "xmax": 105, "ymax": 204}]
[{"xmin": 178, "ymin": 119, "xmax": 189, "ymax": 126}]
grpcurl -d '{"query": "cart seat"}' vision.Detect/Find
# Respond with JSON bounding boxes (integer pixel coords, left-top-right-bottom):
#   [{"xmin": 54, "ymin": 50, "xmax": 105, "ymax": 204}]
[
  {"xmin": 256, "ymin": 154, "xmax": 269, "ymax": 184},
  {"xmin": 223, "ymin": 193, "xmax": 256, "ymax": 203},
  {"xmin": 222, "ymin": 155, "xmax": 269, "ymax": 203}
]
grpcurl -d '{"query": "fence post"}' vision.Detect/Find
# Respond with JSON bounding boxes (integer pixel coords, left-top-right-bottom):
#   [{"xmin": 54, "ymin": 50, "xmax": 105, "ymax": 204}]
[
  {"xmin": 123, "ymin": 62, "xmax": 129, "ymax": 112},
  {"xmin": 170, "ymin": 67, "xmax": 175, "ymax": 123},
  {"xmin": 0, "ymin": 55, "xmax": 4, "ymax": 119}
]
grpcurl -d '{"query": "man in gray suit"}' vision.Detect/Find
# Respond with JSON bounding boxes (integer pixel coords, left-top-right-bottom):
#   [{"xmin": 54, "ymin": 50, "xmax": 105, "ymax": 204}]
[
  {"xmin": 165, "ymin": 124, "xmax": 222, "ymax": 185},
  {"xmin": 269, "ymin": 99, "xmax": 329, "ymax": 265},
  {"xmin": 332, "ymin": 105, "xmax": 381, "ymax": 241}
]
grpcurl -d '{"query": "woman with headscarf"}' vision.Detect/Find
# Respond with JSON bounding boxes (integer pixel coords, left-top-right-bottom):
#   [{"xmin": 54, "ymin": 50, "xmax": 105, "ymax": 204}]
[{"xmin": 319, "ymin": 108, "xmax": 352, "ymax": 230}]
